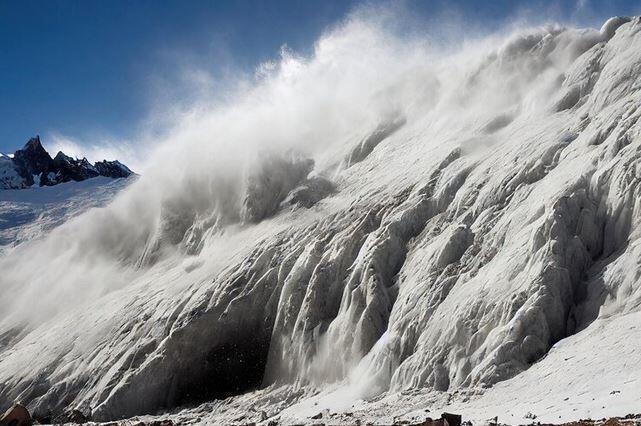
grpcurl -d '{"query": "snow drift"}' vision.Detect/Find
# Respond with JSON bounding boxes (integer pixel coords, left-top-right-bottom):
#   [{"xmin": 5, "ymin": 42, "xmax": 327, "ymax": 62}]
[{"xmin": 1, "ymin": 12, "xmax": 641, "ymax": 424}]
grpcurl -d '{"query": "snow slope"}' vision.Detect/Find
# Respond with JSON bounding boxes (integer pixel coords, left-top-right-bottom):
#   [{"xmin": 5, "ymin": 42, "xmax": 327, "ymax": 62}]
[
  {"xmin": 0, "ymin": 154, "xmax": 25, "ymax": 190},
  {"xmin": 0, "ymin": 177, "xmax": 133, "ymax": 254},
  {"xmin": 1, "ymin": 15, "xmax": 641, "ymax": 425}
]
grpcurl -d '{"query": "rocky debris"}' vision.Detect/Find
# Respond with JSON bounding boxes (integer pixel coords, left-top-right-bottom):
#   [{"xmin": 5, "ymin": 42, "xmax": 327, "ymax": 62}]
[
  {"xmin": 0, "ymin": 136, "xmax": 134, "ymax": 189},
  {"xmin": 0, "ymin": 403, "xmax": 31, "ymax": 426},
  {"xmin": 99, "ymin": 420, "xmax": 174, "ymax": 426},
  {"xmin": 391, "ymin": 412, "xmax": 463, "ymax": 426},
  {"xmin": 133, "ymin": 420, "xmax": 174, "ymax": 426},
  {"xmin": 549, "ymin": 414, "xmax": 641, "ymax": 426},
  {"xmin": 309, "ymin": 408, "xmax": 331, "ymax": 421}
]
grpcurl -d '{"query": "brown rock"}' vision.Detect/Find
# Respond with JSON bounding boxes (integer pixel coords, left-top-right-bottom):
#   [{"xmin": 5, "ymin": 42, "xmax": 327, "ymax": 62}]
[
  {"xmin": 442, "ymin": 412, "xmax": 462, "ymax": 426},
  {"xmin": 0, "ymin": 404, "xmax": 31, "ymax": 426}
]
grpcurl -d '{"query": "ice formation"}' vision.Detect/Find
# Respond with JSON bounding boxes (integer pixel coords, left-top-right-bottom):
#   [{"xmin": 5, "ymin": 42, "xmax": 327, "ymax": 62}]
[{"xmin": 0, "ymin": 14, "xmax": 640, "ymax": 425}]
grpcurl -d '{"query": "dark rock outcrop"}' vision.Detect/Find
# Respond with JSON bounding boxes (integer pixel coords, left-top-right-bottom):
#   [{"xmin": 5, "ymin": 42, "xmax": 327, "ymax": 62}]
[
  {"xmin": 12, "ymin": 136, "xmax": 56, "ymax": 186},
  {"xmin": 0, "ymin": 403, "xmax": 31, "ymax": 426},
  {"xmin": 53, "ymin": 152, "xmax": 100, "ymax": 183},
  {"xmin": 94, "ymin": 160, "xmax": 134, "ymax": 179}
]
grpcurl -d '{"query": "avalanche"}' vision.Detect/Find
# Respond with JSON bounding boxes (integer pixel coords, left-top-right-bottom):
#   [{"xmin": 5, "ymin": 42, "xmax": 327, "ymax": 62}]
[{"xmin": 1, "ymin": 13, "xmax": 641, "ymax": 425}]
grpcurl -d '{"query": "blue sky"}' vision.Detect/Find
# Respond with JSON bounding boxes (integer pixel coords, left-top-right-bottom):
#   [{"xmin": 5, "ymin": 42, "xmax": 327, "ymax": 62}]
[{"xmin": 1, "ymin": 0, "xmax": 640, "ymax": 158}]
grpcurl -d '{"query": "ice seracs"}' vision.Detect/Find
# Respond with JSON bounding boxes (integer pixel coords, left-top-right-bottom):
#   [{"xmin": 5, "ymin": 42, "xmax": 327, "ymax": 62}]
[{"xmin": 0, "ymin": 15, "xmax": 640, "ymax": 425}]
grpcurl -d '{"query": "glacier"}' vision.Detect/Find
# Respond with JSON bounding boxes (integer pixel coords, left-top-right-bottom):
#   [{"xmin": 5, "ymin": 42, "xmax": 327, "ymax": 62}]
[{"xmin": 1, "ymin": 15, "xmax": 641, "ymax": 425}]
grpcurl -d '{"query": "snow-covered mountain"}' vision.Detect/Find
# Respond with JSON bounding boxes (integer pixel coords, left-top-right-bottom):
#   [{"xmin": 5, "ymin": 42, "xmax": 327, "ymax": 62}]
[
  {"xmin": 1, "ymin": 15, "xmax": 641, "ymax": 426},
  {"xmin": 0, "ymin": 136, "xmax": 134, "ymax": 189},
  {"xmin": 0, "ymin": 136, "xmax": 136, "ymax": 255}
]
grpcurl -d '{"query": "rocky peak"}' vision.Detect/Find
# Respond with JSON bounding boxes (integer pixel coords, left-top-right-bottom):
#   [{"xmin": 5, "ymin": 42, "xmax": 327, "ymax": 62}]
[
  {"xmin": 1, "ymin": 136, "xmax": 135, "ymax": 189},
  {"xmin": 94, "ymin": 160, "xmax": 134, "ymax": 179},
  {"xmin": 53, "ymin": 151, "xmax": 73, "ymax": 163},
  {"xmin": 53, "ymin": 151, "xmax": 100, "ymax": 183},
  {"xmin": 16, "ymin": 136, "xmax": 50, "ymax": 163},
  {"xmin": 12, "ymin": 135, "xmax": 55, "ymax": 185}
]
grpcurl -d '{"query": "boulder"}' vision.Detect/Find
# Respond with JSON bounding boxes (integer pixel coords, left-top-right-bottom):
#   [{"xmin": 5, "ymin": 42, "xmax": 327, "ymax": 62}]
[{"xmin": 0, "ymin": 403, "xmax": 31, "ymax": 426}]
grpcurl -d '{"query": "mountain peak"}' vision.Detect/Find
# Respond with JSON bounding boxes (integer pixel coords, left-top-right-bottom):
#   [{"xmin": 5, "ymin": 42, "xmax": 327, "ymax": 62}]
[
  {"xmin": 53, "ymin": 151, "xmax": 72, "ymax": 162},
  {"xmin": 12, "ymin": 135, "xmax": 55, "ymax": 186},
  {"xmin": 23, "ymin": 135, "xmax": 44, "ymax": 151},
  {"xmin": 1, "ymin": 136, "xmax": 135, "ymax": 189}
]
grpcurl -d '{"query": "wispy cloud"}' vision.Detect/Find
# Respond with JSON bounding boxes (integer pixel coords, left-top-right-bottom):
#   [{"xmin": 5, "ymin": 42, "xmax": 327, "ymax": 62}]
[{"xmin": 576, "ymin": 0, "xmax": 589, "ymax": 11}]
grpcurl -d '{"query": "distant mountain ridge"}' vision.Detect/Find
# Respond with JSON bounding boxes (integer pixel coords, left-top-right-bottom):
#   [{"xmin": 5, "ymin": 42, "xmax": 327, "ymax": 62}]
[{"xmin": 0, "ymin": 136, "xmax": 134, "ymax": 189}]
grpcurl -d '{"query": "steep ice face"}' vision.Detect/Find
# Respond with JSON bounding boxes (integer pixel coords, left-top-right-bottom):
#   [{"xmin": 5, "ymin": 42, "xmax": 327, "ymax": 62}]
[{"xmin": 1, "ymin": 15, "xmax": 641, "ymax": 424}]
